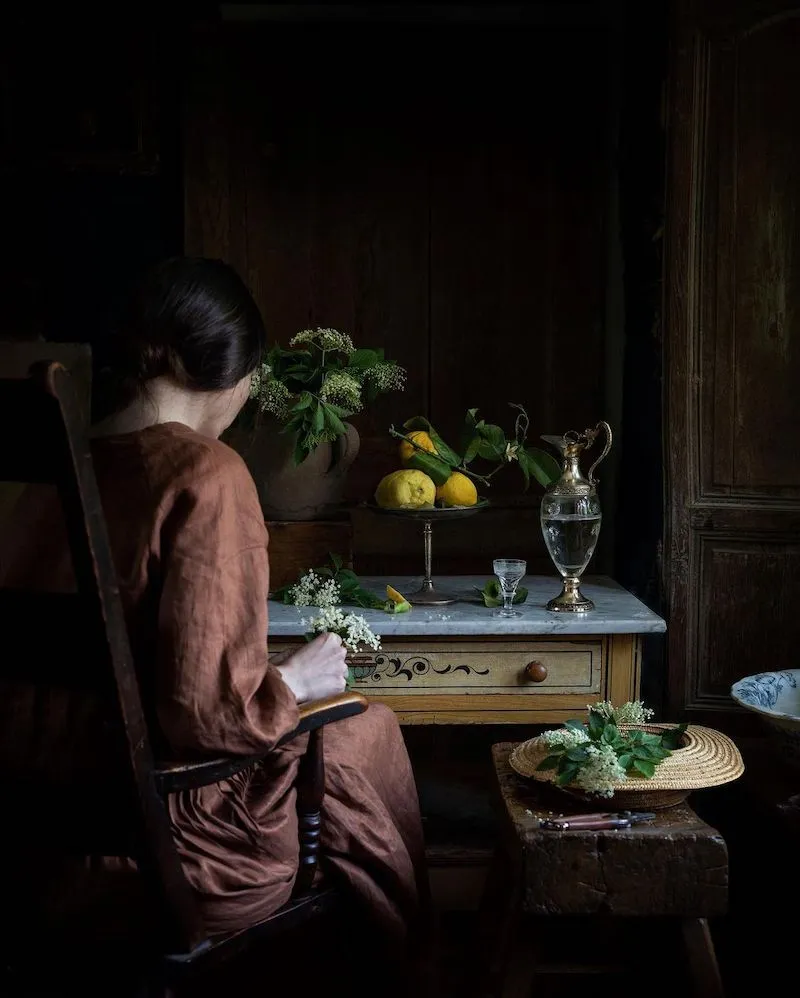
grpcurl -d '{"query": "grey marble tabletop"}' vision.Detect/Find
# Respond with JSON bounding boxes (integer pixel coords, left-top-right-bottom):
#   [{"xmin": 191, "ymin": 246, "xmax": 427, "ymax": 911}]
[{"xmin": 267, "ymin": 575, "xmax": 666, "ymax": 637}]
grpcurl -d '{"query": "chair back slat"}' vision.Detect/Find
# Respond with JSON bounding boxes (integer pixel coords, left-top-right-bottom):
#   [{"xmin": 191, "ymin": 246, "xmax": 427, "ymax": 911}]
[{"xmin": 0, "ymin": 356, "xmax": 208, "ymax": 955}]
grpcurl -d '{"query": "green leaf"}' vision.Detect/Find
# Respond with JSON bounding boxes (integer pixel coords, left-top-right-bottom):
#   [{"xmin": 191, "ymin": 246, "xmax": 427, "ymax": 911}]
[
  {"xmin": 536, "ymin": 755, "xmax": 562, "ymax": 772},
  {"xmin": 632, "ymin": 758, "xmax": 656, "ymax": 778},
  {"xmin": 292, "ymin": 392, "xmax": 314, "ymax": 411},
  {"xmin": 463, "ymin": 435, "xmax": 481, "ymax": 465},
  {"xmin": 516, "ymin": 449, "xmax": 532, "ymax": 490},
  {"xmin": 617, "ymin": 753, "xmax": 633, "ymax": 770},
  {"xmin": 460, "ymin": 408, "xmax": 481, "ymax": 454},
  {"xmin": 293, "ymin": 436, "xmax": 310, "ymax": 466},
  {"xmin": 406, "ymin": 450, "xmax": 453, "ymax": 486},
  {"xmin": 475, "ymin": 424, "xmax": 507, "ymax": 462},
  {"xmin": 312, "ymin": 403, "xmax": 325, "ymax": 433},
  {"xmin": 478, "ymin": 579, "xmax": 528, "ymax": 607},
  {"xmin": 556, "ymin": 763, "xmax": 580, "ymax": 786},
  {"xmin": 429, "ymin": 430, "xmax": 462, "ymax": 467},
  {"xmin": 601, "ymin": 723, "xmax": 620, "ymax": 745},
  {"xmin": 522, "ymin": 447, "xmax": 562, "ymax": 488},
  {"xmin": 565, "ymin": 747, "xmax": 590, "ymax": 763},
  {"xmin": 329, "ymin": 552, "xmax": 343, "ymax": 572},
  {"xmin": 323, "ymin": 404, "xmax": 347, "ymax": 436},
  {"xmin": 565, "ymin": 719, "xmax": 586, "ymax": 733},
  {"xmin": 348, "ymin": 348, "xmax": 379, "ymax": 369},
  {"xmin": 587, "ymin": 710, "xmax": 606, "ymax": 741},
  {"xmin": 323, "ymin": 401, "xmax": 350, "ymax": 418}
]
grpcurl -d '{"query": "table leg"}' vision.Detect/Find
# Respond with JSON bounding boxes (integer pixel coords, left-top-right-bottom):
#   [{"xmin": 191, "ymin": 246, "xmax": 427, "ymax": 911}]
[{"xmin": 682, "ymin": 917, "xmax": 724, "ymax": 998}]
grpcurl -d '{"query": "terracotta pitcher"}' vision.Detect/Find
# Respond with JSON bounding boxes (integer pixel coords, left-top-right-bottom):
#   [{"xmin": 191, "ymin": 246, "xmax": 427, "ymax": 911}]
[{"xmin": 227, "ymin": 418, "xmax": 360, "ymax": 521}]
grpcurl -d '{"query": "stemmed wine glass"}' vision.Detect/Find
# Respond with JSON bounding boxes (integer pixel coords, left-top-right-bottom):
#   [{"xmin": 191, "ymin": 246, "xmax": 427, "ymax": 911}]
[{"xmin": 492, "ymin": 558, "xmax": 527, "ymax": 618}]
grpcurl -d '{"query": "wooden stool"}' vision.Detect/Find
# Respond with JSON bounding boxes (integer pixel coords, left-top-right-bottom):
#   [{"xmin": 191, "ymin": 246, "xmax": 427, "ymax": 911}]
[{"xmin": 479, "ymin": 743, "xmax": 729, "ymax": 998}]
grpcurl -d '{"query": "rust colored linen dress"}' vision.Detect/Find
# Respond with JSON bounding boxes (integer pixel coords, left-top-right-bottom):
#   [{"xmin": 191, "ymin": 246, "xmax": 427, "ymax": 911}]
[{"xmin": 0, "ymin": 422, "xmax": 425, "ymax": 945}]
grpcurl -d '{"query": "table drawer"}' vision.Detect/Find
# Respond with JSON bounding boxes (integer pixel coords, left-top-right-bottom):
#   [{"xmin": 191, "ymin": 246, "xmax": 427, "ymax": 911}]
[{"xmin": 349, "ymin": 641, "xmax": 602, "ymax": 696}]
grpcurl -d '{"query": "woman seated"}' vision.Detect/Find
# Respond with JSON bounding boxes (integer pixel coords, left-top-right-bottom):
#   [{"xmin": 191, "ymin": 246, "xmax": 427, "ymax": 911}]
[{"xmin": 0, "ymin": 258, "xmax": 428, "ymax": 976}]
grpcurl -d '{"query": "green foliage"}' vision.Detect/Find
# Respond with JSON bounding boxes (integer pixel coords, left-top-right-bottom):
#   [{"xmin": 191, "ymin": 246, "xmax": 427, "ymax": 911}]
[
  {"xmin": 272, "ymin": 553, "xmax": 410, "ymax": 614},
  {"xmin": 248, "ymin": 329, "xmax": 405, "ymax": 465},
  {"xmin": 390, "ymin": 403, "xmax": 561, "ymax": 493},
  {"xmin": 535, "ymin": 702, "xmax": 688, "ymax": 787},
  {"xmin": 474, "ymin": 579, "xmax": 529, "ymax": 608}
]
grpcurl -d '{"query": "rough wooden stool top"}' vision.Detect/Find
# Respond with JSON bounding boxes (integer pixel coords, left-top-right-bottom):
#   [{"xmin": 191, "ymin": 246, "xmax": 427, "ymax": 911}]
[{"xmin": 492, "ymin": 742, "xmax": 729, "ymax": 918}]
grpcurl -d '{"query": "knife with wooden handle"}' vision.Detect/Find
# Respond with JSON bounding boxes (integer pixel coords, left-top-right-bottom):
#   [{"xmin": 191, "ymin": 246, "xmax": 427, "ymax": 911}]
[{"xmin": 540, "ymin": 811, "xmax": 656, "ymax": 831}]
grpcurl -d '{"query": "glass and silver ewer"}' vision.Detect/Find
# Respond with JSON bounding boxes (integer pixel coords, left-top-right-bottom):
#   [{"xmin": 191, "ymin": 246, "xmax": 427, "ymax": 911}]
[{"xmin": 540, "ymin": 421, "xmax": 612, "ymax": 612}]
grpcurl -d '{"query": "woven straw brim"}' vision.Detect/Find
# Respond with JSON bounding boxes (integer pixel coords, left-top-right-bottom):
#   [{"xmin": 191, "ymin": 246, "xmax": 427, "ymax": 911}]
[{"xmin": 510, "ymin": 724, "xmax": 744, "ymax": 795}]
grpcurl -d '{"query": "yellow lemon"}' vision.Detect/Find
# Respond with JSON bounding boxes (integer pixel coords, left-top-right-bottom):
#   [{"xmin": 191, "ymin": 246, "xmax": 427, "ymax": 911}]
[
  {"xmin": 435, "ymin": 471, "xmax": 478, "ymax": 507},
  {"xmin": 386, "ymin": 585, "xmax": 407, "ymax": 604},
  {"xmin": 399, "ymin": 430, "xmax": 437, "ymax": 465},
  {"xmin": 375, "ymin": 469, "xmax": 436, "ymax": 509}
]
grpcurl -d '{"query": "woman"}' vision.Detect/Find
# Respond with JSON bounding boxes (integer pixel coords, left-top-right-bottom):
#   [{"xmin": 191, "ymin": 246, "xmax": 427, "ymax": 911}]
[{"xmin": 0, "ymin": 258, "xmax": 427, "ymax": 967}]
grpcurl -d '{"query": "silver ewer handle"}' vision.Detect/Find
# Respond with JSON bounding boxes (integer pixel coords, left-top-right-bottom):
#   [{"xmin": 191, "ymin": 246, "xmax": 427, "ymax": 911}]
[{"xmin": 587, "ymin": 421, "xmax": 612, "ymax": 486}]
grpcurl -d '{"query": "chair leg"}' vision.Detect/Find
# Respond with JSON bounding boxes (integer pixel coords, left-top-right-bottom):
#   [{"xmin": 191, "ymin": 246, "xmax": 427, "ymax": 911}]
[
  {"xmin": 681, "ymin": 917, "xmax": 724, "ymax": 998},
  {"xmin": 294, "ymin": 727, "xmax": 325, "ymax": 895}
]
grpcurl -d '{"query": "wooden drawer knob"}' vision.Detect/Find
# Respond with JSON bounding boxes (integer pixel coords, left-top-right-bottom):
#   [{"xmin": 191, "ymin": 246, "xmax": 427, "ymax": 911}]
[{"xmin": 524, "ymin": 661, "xmax": 548, "ymax": 683}]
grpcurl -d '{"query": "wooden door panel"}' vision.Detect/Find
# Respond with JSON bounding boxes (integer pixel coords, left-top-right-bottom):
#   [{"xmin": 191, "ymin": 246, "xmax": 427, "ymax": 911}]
[
  {"xmin": 699, "ymin": 13, "xmax": 800, "ymax": 499},
  {"xmin": 693, "ymin": 533, "xmax": 800, "ymax": 702},
  {"xmin": 666, "ymin": 0, "xmax": 800, "ymax": 723}
]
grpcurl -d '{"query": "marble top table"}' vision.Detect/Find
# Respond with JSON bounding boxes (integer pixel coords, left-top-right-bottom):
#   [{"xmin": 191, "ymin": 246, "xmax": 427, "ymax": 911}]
[
  {"xmin": 267, "ymin": 575, "xmax": 666, "ymax": 637},
  {"xmin": 268, "ymin": 575, "xmax": 664, "ymax": 724}
]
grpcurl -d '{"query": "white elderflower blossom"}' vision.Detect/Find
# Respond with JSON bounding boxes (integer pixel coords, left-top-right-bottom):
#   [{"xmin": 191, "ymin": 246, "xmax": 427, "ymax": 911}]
[
  {"xmin": 365, "ymin": 362, "xmax": 407, "ymax": 393},
  {"xmin": 303, "ymin": 606, "xmax": 381, "ymax": 654},
  {"xmin": 319, "ymin": 371, "xmax": 363, "ymax": 412},
  {"xmin": 254, "ymin": 379, "xmax": 291, "ymax": 419},
  {"xmin": 290, "ymin": 327, "xmax": 355, "ymax": 354},
  {"xmin": 573, "ymin": 743, "xmax": 628, "ymax": 798},
  {"xmin": 590, "ymin": 700, "xmax": 655, "ymax": 725},
  {"xmin": 288, "ymin": 570, "xmax": 341, "ymax": 609},
  {"xmin": 540, "ymin": 727, "xmax": 590, "ymax": 750},
  {"xmin": 249, "ymin": 362, "xmax": 272, "ymax": 399}
]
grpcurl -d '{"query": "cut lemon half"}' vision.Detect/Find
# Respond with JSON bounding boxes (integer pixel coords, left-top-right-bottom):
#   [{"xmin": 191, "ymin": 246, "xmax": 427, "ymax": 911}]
[{"xmin": 386, "ymin": 585, "xmax": 407, "ymax": 604}]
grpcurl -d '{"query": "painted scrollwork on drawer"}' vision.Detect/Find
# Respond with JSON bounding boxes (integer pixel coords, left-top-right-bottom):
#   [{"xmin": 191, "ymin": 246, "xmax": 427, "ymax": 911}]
[
  {"xmin": 350, "ymin": 653, "xmax": 490, "ymax": 683},
  {"xmin": 348, "ymin": 641, "xmax": 602, "ymax": 696}
]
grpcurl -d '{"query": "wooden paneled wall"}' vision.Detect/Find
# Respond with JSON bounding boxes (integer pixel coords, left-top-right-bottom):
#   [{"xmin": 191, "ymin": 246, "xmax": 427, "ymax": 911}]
[{"xmin": 184, "ymin": 18, "xmax": 616, "ymax": 575}]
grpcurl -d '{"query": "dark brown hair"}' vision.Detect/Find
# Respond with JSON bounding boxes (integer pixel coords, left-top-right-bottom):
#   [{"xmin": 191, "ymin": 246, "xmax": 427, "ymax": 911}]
[{"xmin": 94, "ymin": 257, "xmax": 266, "ymax": 419}]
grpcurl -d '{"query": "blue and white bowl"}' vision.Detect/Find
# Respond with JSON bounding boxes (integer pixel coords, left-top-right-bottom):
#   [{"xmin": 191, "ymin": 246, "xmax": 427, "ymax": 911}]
[{"xmin": 730, "ymin": 670, "xmax": 800, "ymax": 769}]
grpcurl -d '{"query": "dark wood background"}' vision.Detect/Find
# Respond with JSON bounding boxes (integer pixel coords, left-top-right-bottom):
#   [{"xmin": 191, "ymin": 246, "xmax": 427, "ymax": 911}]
[
  {"xmin": 2, "ymin": 2, "xmax": 708, "ymax": 717},
  {"xmin": 183, "ymin": 11, "xmax": 619, "ymax": 577}
]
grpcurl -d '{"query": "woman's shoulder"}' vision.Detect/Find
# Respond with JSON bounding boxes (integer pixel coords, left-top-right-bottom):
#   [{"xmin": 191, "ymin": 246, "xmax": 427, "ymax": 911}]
[
  {"xmin": 151, "ymin": 423, "xmax": 254, "ymax": 489},
  {"xmin": 96, "ymin": 422, "xmax": 255, "ymax": 501}
]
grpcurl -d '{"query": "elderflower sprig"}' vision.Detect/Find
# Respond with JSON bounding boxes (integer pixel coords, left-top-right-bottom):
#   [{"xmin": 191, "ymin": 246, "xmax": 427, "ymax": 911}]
[
  {"xmin": 536, "ymin": 700, "xmax": 687, "ymax": 798},
  {"xmin": 302, "ymin": 606, "xmax": 381, "ymax": 655},
  {"xmin": 286, "ymin": 569, "xmax": 341, "ymax": 609}
]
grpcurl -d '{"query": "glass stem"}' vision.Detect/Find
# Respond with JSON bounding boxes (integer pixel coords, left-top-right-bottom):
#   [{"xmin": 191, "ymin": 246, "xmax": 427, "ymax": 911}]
[
  {"xmin": 422, "ymin": 520, "xmax": 433, "ymax": 590},
  {"xmin": 503, "ymin": 590, "xmax": 513, "ymax": 613}
]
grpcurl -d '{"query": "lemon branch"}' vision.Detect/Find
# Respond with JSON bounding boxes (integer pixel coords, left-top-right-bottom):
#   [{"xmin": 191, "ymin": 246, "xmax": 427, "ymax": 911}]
[{"xmin": 387, "ymin": 425, "xmax": 501, "ymax": 487}]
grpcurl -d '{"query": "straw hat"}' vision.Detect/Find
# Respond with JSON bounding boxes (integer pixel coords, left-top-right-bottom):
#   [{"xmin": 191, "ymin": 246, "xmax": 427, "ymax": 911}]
[{"xmin": 510, "ymin": 723, "xmax": 745, "ymax": 810}]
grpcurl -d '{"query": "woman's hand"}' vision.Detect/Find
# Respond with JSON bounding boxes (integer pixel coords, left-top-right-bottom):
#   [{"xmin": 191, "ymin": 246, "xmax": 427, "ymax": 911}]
[{"xmin": 274, "ymin": 632, "xmax": 348, "ymax": 703}]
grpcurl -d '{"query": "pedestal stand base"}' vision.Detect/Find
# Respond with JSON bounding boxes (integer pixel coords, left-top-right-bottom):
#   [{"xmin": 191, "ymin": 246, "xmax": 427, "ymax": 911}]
[{"xmin": 545, "ymin": 576, "xmax": 595, "ymax": 613}]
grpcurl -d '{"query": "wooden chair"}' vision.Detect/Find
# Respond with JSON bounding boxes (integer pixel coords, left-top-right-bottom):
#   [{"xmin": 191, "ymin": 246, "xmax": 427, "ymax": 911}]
[{"xmin": 0, "ymin": 359, "xmax": 368, "ymax": 995}]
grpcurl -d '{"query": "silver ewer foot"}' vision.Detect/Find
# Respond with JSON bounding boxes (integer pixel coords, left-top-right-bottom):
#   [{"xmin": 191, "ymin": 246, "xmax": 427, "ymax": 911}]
[{"xmin": 545, "ymin": 575, "xmax": 595, "ymax": 612}]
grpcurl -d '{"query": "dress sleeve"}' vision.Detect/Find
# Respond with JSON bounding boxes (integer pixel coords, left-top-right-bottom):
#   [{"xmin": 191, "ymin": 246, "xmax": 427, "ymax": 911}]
[{"xmin": 155, "ymin": 449, "xmax": 299, "ymax": 757}]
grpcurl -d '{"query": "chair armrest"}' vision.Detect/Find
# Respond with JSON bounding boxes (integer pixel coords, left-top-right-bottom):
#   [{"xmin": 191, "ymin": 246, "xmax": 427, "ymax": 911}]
[
  {"xmin": 153, "ymin": 691, "xmax": 368, "ymax": 795},
  {"xmin": 287, "ymin": 691, "xmax": 369, "ymax": 739}
]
